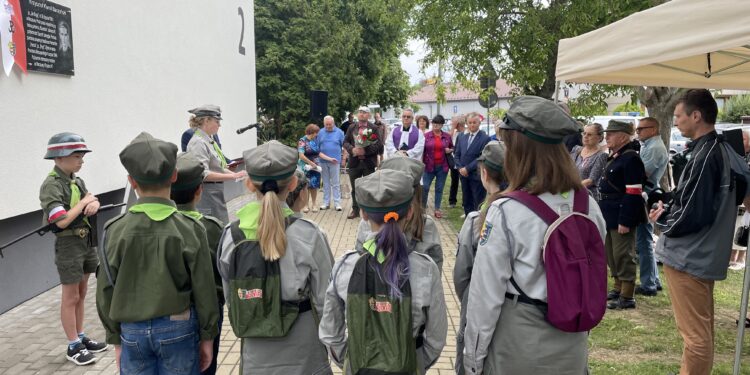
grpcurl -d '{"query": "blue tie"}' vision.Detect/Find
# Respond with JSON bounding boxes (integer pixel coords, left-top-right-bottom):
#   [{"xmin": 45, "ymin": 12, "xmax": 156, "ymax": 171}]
[{"xmin": 468, "ymin": 133, "xmax": 475, "ymax": 148}]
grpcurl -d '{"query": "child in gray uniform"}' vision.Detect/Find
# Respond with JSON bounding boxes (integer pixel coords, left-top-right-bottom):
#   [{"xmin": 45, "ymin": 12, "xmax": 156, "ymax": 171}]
[{"xmin": 320, "ymin": 169, "xmax": 447, "ymax": 374}]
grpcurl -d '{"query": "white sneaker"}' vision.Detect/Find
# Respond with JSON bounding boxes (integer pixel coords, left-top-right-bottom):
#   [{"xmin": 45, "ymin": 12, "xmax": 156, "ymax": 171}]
[
  {"xmin": 335, "ymin": 206, "xmax": 343, "ymax": 211},
  {"xmin": 320, "ymin": 205, "xmax": 329, "ymax": 210},
  {"xmin": 460, "ymin": 213, "xmax": 466, "ymax": 219},
  {"xmin": 730, "ymin": 263, "xmax": 746, "ymax": 271}
]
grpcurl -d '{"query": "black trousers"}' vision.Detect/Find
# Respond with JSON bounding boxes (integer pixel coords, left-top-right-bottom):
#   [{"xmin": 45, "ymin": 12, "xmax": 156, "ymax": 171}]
[
  {"xmin": 449, "ymin": 168, "xmax": 460, "ymax": 205},
  {"xmin": 348, "ymin": 163, "xmax": 375, "ymax": 212},
  {"xmin": 460, "ymin": 174, "xmax": 486, "ymax": 215}
]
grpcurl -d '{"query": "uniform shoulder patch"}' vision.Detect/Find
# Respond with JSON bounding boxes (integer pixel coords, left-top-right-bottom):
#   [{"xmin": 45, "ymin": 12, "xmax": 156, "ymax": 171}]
[{"xmin": 478, "ymin": 221, "xmax": 493, "ymax": 246}]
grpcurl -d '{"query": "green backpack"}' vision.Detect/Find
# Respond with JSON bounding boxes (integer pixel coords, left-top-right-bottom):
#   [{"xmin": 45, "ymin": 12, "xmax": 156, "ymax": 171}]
[
  {"xmin": 225, "ymin": 217, "xmax": 310, "ymax": 338},
  {"xmin": 345, "ymin": 241, "xmax": 418, "ymax": 375}
]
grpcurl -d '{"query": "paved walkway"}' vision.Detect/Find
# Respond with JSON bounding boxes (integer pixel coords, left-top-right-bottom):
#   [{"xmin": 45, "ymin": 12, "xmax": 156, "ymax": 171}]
[{"xmin": 0, "ymin": 183, "xmax": 461, "ymax": 375}]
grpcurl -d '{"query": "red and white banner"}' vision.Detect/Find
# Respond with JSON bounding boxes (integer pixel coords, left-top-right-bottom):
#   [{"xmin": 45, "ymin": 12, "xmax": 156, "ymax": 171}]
[{"xmin": 0, "ymin": 0, "xmax": 27, "ymax": 76}]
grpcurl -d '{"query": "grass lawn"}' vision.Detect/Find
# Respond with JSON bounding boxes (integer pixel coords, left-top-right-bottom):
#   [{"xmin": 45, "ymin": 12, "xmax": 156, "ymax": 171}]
[{"xmin": 434, "ymin": 173, "xmax": 750, "ymax": 374}]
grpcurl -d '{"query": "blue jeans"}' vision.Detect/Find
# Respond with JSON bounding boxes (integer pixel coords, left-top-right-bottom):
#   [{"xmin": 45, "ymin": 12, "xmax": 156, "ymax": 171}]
[
  {"xmin": 636, "ymin": 222, "xmax": 662, "ymax": 291},
  {"xmin": 321, "ymin": 161, "xmax": 341, "ymax": 206},
  {"xmin": 422, "ymin": 168, "xmax": 448, "ymax": 210},
  {"xmin": 120, "ymin": 307, "xmax": 201, "ymax": 375}
]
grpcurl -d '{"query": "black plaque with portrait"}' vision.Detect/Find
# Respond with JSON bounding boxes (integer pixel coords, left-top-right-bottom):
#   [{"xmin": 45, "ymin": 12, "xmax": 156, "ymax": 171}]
[{"xmin": 20, "ymin": 0, "xmax": 74, "ymax": 75}]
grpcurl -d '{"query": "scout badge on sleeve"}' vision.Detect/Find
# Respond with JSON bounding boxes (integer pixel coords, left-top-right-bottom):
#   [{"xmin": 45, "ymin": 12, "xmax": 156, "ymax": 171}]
[
  {"xmin": 478, "ymin": 222, "xmax": 493, "ymax": 246},
  {"xmin": 345, "ymin": 239, "xmax": 418, "ymax": 374}
]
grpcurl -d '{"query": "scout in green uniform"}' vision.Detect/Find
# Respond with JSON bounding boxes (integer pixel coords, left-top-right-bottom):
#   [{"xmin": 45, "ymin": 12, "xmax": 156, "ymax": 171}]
[
  {"xmin": 320, "ymin": 169, "xmax": 448, "ymax": 374},
  {"xmin": 170, "ymin": 153, "xmax": 225, "ymax": 375},
  {"xmin": 216, "ymin": 140, "xmax": 334, "ymax": 375},
  {"xmin": 39, "ymin": 132, "xmax": 108, "ymax": 366},
  {"xmin": 96, "ymin": 132, "xmax": 219, "ymax": 374},
  {"xmin": 355, "ymin": 156, "xmax": 444, "ymax": 273}
]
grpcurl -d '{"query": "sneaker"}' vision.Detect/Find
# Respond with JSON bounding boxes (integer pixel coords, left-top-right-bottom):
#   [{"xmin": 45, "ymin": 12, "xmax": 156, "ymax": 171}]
[
  {"xmin": 320, "ymin": 205, "xmax": 329, "ymax": 210},
  {"xmin": 81, "ymin": 336, "xmax": 109, "ymax": 353},
  {"xmin": 656, "ymin": 284, "xmax": 663, "ymax": 291},
  {"xmin": 606, "ymin": 290, "xmax": 621, "ymax": 301},
  {"xmin": 730, "ymin": 263, "xmax": 746, "ymax": 271},
  {"xmin": 607, "ymin": 297, "xmax": 636, "ymax": 310},
  {"xmin": 449, "ymin": 203, "xmax": 456, "ymax": 208},
  {"xmin": 460, "ymin": 213, "xmax": 466, "ymax": 219},
  {"xmin": 335, "ymin": 206, "xmax": 342, "ymax": 211},
  {"xmin": 66, "ymin": 343, "xmax": 97, "ymax": 366},
  {"xmin": 347, "ymin": 210, "xmax": 359, "ymax": 219},
  {"xmin": 634, "ymin": 286, "xmax": 657, "ymax": 297}
]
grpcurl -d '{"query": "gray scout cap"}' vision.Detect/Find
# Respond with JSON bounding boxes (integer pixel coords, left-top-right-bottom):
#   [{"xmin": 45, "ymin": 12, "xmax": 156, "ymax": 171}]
[
  {"xmin": 120, "ymin": 132, "xmax": 178, "ymax": 184},
  {"xmin": 355, "ymin": 169, "xmax": 414, "ymax": 213},
  {"xmin": 477, "ymin": 141, "xmax": 506, "ymax": 173},
  {"xmin": 603, "ymin": 120, "xmax": 635, "ymax": 135},
  {"xmin": 499, "ymin": 96, "xmax": 580, "ymax": 144},
  {"xmin": 172, "ymin": 153, "xmax": 205, "ymax": 191},
  {"xmin": 188, "ymin": 104, "xmax": 222, "ymax": 120},
  {"xmin": 243, "ymin": 140, "xmax": 298, "ymax": 182},
  {"xmin": 379, "ymin": 155, "xmax": 424, "ymax": 187}
]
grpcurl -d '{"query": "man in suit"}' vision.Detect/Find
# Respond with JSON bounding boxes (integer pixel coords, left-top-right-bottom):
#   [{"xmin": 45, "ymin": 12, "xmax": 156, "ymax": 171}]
[
  {"xmin": 454, "ymin": 112, "xmax": 491, "ymax": 215},
  {"xmin": 343, "ymin": 106, "xmax": 384, "ymax": 219}
]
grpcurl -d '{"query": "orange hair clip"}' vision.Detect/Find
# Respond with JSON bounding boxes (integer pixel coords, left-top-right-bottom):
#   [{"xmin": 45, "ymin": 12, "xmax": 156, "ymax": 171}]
[{"xmin": 384, "ymin": 212, "xmax": 400, "ymax": 222}]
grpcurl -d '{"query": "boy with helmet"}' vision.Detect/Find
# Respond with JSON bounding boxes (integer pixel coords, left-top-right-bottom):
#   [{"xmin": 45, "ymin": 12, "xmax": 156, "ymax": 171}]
[{"xmin": 39, "ymin": 132, "xmax": 108, "ymax": 365}]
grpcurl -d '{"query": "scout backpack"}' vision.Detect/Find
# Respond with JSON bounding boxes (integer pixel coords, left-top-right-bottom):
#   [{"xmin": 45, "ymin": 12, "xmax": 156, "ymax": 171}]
[
  {"xmin": 504, "ymin": 189, "xmax": 607, "ymax": 333},
  {"xmin": 346, "ymin": 245, "xmax": 418, "ymax": 375},
  {"xmin": 225, "ymin": 217, "xmax": 308, "ymax": 338}
]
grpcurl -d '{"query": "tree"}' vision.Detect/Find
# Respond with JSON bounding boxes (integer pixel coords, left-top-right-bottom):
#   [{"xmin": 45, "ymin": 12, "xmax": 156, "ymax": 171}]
[
  {"xmin": 720, "ymin": 94, "xmax": 750, "ymax": 123},
  {"xmin": 255, "ymin": 0, "xmax": 414, "ymax": 145}
]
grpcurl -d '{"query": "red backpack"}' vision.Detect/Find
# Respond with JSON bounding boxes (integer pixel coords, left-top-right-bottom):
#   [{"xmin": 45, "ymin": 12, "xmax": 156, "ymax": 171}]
[{"xmin": 504, "ymin": 189, "xmax": 607, "ymax": 332}]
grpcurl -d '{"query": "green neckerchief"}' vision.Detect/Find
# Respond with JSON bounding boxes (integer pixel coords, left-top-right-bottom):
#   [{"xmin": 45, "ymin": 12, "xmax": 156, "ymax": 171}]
[
  {"xmin": 180, "ymin": 210, "xmax": 203, "ymax": 220},
  {"xmin": 236, "ymin": 201, "xmax": 294, "ymax": 239},
  {"xmin": 49, "ymin": 169, "xmax": 90, "ymax": 227},
  {"xmin": 363, "ymin": 238, "xmax": 385, "ymax": 264},
  {"xmin": 129, "ymin": 202, "xmax": 178, "ymax": 221},
  {"xmin": 194, "ymin": 129, "xmax": 228, "ymax": 169}
]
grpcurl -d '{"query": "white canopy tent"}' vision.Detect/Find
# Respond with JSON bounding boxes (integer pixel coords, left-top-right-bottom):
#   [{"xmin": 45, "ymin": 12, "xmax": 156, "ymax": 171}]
[
  {"xmin": 556, "ymin": 1, "xmax": 750, "ymax": 374},
  {"xmin": 556, "ymin": 0, "xmax": 750, "ymax": 90}
]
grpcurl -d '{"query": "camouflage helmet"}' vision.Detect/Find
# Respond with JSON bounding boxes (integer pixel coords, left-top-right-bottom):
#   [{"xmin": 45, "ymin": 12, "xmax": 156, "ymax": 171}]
[{"xmin": 44, "ymin": 132, "xmax": 92, "ymax": 159}]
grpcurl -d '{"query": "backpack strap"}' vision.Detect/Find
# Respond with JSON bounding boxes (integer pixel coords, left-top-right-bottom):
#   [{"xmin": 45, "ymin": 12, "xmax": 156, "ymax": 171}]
[
  {"xmin": 572, "ymin": 188, "xmax": 590, "ymax": 215},
  {"xmin": 503, "ymin": 190, "xmax": 559, "ymax": 225}
]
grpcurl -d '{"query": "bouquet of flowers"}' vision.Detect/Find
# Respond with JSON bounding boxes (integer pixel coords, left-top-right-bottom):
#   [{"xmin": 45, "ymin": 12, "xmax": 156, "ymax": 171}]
[{"xmin": 355, "ymin": 127, "xmax": 378, "ymax": 147}]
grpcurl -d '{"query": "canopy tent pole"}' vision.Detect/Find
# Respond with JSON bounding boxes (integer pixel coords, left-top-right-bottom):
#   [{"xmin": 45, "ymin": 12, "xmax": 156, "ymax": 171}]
[
  {"xmin": 554, "ymin": 81, "xmax": 560, "ymax": 103},
  {"xmin": 734, "ymin": 248, "xmax": 750, "ymax": 374}
]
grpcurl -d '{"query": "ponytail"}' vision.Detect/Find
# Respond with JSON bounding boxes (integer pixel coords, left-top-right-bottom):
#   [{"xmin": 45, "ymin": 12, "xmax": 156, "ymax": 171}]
[
  {"xmin": 255, "ymin": 177, "xmax": 294, "ymax": 261},
  {"xmin": 401, "ymin": 187, "xmax": 424, "ymax": 241},
  {"xmin": 370, "ymin": 207, "xmax": 411, "ymax": 299}
]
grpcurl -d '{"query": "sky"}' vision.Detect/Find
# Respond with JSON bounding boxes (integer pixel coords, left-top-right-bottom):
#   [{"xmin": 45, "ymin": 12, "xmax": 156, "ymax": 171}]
[{"xmin": 399, "ymin": 39, "xmax": 437, "ymax": 84}]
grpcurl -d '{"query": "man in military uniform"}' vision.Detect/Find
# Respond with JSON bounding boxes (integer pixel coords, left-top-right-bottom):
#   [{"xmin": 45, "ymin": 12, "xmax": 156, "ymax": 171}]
[
  {"xmin": 598, "ymin": 120, "xmax": 647, "ymax": 310},
  {"xmin": 96, "ymin": 132, "xmax": 219, "ymax": 373},
  {"xmin": 170, "ymin": 153, "xmax": 225, "ymax": 375},
  {"xmin": 40, "ymin": 133, "xmax": 109, "ymax": 366}
]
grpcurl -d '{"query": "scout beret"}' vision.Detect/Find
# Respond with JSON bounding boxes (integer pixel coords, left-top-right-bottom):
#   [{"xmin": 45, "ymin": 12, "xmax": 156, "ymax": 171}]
[
  {"xmin": 188, "ymin": 104, "xmax": 222, "ymax": 120},
  {"xmin": 499, "ymin": 96, "xmax": 580, "ymax": 144},
  {"xmin": 172, "ymin": 153, "xmax": 205, "ymax": 191},
  {"xmin": 477, "ymin": 141, "xmax": 506, "ymax": 173},
  {"xmin": 603, "ymin": 120, "xmax": 635, "ymax": 135},
  {"xmin": 243, "ymin": 140, "xmax": 298, "ymax": 182},
  {"xmin": 120, "ymin": 132, "xmax": 178, "ymax": 184},
  {"xmin": 355, "ymin": 169, "xmax": 414, "ymax": 213},
  {"xmin": 379, "ymin": 155, "xmax": 424, "ymax": 187}
]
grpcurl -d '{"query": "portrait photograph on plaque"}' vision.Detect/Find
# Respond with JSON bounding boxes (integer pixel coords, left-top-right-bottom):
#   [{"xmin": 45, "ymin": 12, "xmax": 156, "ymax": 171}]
[{"xmin": 21, "ymin": 0, "xmax": 74, "ymax": 75}]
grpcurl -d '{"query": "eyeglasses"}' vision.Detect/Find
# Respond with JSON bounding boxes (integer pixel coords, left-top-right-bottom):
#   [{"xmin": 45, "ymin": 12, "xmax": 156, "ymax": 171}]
[
  {"xmin": 402, "ymin": 115, "xmax": 413, "ymax": 118},
  {"xmin": 635, "ymin": 126, "xmax": 655, "ymax": 133}
]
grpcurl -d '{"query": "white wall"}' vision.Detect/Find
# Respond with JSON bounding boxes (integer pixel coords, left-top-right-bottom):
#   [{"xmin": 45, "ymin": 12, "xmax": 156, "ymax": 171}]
[
  {"xmin": 1, "ymin": 1, "xmax": 257, "ymax": 219},
  {"xmin": 414, "ymin": 99, "xmax": 511, "ymax": 119}
]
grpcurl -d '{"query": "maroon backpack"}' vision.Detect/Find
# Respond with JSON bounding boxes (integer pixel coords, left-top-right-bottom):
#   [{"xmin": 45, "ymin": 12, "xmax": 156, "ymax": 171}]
[{"xmin": 504, "ymin": 189, "xmax": 607, "ymax": 332}]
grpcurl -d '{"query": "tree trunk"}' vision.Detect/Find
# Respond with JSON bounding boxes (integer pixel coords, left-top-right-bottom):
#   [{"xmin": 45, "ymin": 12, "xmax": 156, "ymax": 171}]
[{"xmin": 635, "ymin": 86, "xmax": 686, "ymax": 190}]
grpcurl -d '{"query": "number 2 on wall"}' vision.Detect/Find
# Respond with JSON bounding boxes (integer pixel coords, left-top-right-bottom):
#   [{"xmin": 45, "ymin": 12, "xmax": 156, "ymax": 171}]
[{"xmin": 237, "ymin": 6, "xmax": 246, "ymax": 55}]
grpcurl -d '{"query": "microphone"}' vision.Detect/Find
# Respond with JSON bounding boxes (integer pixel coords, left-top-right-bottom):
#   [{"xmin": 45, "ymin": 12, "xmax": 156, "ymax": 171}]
[{"xmin": 236, "ymin": 123, "xmax": 259, "ymax": 134}]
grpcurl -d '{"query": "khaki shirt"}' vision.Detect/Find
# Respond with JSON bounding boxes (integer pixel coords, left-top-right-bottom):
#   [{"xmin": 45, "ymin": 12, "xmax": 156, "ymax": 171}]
[
  {"xmin": 319, "ymin": 238, "xmax": 447, "ymax": 372},
  {"xmin": 96, "ymin": 197, "xmax": 220, "ymax": 345},
  {"xmin": 39, "ymin": 165, "xmax": 89, "ymax": 226},
  {"xmin": 186, "ymin": 129, "xmax": 226, "ymax": 177}
]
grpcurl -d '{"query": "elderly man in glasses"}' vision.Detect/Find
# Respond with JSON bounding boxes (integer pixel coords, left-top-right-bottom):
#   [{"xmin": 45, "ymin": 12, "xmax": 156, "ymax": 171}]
[{"xmin": 385, "ymin": 108, "xmax": 425, "ymax": 160}]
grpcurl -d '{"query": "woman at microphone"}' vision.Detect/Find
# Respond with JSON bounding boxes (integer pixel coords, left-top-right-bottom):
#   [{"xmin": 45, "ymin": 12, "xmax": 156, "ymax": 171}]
[{"xmin": 185, "ymin": 104, "xmax": 247, "ymax": 224}]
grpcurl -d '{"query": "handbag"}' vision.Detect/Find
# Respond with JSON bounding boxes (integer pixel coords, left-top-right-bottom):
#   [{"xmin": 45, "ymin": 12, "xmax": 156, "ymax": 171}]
[
  {"xmin": 735, "ymin": 225, "xmax": 749, "ymax": 247},
  {"xmin": 446, "ymin": 152, "xmax": 456, "ymax": 169}
]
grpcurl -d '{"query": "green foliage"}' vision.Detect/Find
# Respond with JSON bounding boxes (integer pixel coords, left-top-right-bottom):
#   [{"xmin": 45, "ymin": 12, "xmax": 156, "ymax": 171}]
[
  {"xmin": 411, "ymin": 0, "xmax": 654, "ymax": 98},
  {"xmin": 255, "ymin": 0, "xmax": 414, "ymax": 145},
  {"xmin": 613, "ymin": 101, "xmax": 643, "ymax": 114},
  {"xmin": 720, "ymin": 94, "xmax": 750, "ymax": 123},
  {"xmin": 568, "ymin": 84, "xmax": 632, "ymax": 118},
  {"xmin": 489, "ymin": 107, "xmax": 507, "ymax": 120}
]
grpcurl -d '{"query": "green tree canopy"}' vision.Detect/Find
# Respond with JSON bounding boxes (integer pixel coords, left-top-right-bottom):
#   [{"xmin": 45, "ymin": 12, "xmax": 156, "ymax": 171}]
[{"xmin": 255, "ymin": 0, "xmax": 415, "ymax": 144}]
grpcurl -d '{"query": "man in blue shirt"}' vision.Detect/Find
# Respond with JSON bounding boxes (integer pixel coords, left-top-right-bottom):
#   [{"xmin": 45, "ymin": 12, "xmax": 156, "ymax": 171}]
[
  {"xmin": 317, "ymin": 115, "xmax": 345, "ymax": 210},
  {"xmin": 635, "ymin": 117, "xmax": 668, "ymax": 296}
]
